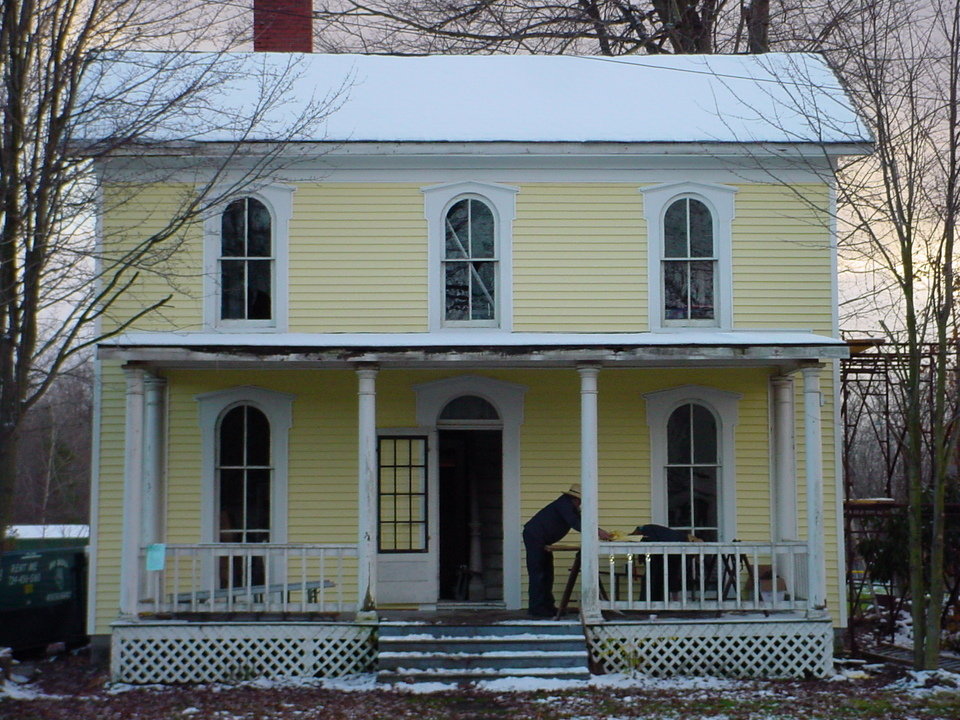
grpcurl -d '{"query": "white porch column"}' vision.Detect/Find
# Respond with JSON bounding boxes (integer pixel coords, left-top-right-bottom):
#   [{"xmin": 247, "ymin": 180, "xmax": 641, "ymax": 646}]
[
  {"xmin": 119, "ymin": 367, "xmax": 145, "ymax": 616},
  {"xmin": 142, "ymin": 376, "xmax": 166, "ymax": 548},
  {"xmin": 578, "ymin": 364, "xmax": 602, "ymax": 623},
  {"xmin": 356, "ymin": 364, "xmax": 379, "ymax": 616},
  {"xmin": 771, "ymin": 376, "xmax": 797, "ymax": 542},
  {"xmin": 802, "ymin": 365, "xmax": 827, "ymax": 613}
]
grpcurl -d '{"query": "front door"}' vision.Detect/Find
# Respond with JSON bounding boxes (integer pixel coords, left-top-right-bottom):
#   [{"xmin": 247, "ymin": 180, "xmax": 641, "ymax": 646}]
[
  {"xmin": 438, "ymin": 429, "xmax": 504, "ymax": 602},
  {"xmin": 375, "ymin": 434, "xmax": 437, "ymax": 604}
]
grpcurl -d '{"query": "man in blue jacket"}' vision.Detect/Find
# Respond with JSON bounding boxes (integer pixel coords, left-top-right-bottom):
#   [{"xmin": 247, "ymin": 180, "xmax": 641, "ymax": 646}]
[{"xmin": 523, "ymin": 485, "xmax": 612, "ymax": 617}]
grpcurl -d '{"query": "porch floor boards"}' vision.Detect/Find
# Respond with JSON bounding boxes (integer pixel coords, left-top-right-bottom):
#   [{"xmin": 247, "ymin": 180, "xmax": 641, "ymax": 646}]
[{"xmin": 136, "ymin": 608, "xmax": 810, "ymax": 624}]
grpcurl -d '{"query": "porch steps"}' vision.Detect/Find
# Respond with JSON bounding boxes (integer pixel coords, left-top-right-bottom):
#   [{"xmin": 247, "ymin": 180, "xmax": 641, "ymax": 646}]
[{"xmin": 376, "ymin": 620, "xmax": 591, "ymax": 684}]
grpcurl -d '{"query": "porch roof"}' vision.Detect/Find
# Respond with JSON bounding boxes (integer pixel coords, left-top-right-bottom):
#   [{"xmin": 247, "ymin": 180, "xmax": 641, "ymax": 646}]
[{"xmin": 99, "ymin": 330, "xmax": 847, "ymax": 369}]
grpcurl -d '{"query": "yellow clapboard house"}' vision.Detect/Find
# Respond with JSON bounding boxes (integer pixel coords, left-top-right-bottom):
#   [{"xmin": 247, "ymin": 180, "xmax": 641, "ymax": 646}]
[{"xmin": 88, "ymin": 52, "xmax": 871, "ymax": 683}]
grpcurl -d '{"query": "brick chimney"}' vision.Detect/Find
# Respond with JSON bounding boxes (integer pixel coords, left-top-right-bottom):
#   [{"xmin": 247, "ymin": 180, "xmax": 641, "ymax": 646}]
[{"xmin": 253, "ymin": 0, "xmax": 313, "ymax": 52}]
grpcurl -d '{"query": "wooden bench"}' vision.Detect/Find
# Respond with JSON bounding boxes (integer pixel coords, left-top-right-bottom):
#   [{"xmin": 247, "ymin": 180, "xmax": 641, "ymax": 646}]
[{"xmin": 173, "ymin": 578, "xmax": 335, "ymax": 605}]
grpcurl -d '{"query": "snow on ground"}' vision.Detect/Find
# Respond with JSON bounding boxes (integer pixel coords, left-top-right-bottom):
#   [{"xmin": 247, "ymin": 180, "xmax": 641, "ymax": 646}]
[
  {"xmin": 87, "ymin": 672, "xmax": 769, "ymax": 697},
  {"xmin": 0, "ymin": 680, "xmax": 70, "ymax": 701},
  {"xmin": 5, "ymin": 665, "xmax": 959, "ymax": 703},
  {"xmin": 884, "ymin": 669, "xmax": 960, "ymax": 698}
]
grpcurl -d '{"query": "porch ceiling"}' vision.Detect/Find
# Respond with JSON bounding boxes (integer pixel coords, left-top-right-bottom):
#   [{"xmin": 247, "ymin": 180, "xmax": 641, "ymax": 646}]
[{"xmin": 98, "ymin": 330, "xmax": 847, "ymax": 370}]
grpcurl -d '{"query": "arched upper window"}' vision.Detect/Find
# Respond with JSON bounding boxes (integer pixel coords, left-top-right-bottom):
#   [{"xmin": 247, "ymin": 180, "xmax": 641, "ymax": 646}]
[
  {"xmin": 220, "ymin": 197, "xmax": 273, "ymax": 321},
  {"xmin": 663, "ymin": 197, "xmax": 715, "ymax": 323},
  {"xmin": 641, "ymin": 182, "xmax": 736, "ymax": 331},
  {"xmin": 444, "ymin": 197, "xmax": 497, "ymax": 324},
  {"xmin": 217, "ymin": 404, "xmax": 272, "ymax": 545},
  {"xmin": 665, "ymin": 403, "xmax": 719, "ymax": 542}
]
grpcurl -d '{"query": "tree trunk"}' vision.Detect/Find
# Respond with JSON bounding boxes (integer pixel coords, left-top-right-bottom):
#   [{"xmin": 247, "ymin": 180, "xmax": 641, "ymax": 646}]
[
  {"xmin": 0, "ymin": 432, "xmax": 20, "ymax": 550},
  {"xmin": 745, "ymin": 0, "xmax": 771, "ymax": 53}
]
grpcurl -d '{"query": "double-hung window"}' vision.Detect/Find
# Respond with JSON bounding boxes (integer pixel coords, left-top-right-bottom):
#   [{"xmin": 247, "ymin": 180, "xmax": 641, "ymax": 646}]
[
  {"xmin": 422, "ymin": 181, "xmax": 517, "ymax": 331},
  {"xmin": 203, "ymin": 184, "xmax": 293, "ymax": 330},
  {"xmin": 220, "ymin": 198, "xmax": 273, "ymax": 322},
  {"xmin": 641, "ymin": 182, "xmax": 736, "ymax": 330},
  {"xmin": 645, "ymin": 386, "xmax": 741, "ymax": 542},
  {"xmin": 444, "ymin": 198, "xmax": 497, "ymax": 324},
  {"xmin": 663, "ymin": 198, "xmax": 715, "ymax": 323},
  {"xmin": 665, "ymin": 402, "xmax": 719, "ymax": 541}
]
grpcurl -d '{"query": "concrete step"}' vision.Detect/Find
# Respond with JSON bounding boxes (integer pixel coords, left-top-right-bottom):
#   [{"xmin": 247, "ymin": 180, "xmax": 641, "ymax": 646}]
[
  {"xmin": 380, "ymin": 635, "xmax": 587, "ymax": 653},
  {"xmin": 379, "ymin": 621, "xmax": 583, "ymax": 637},
  {"xmin": 379, "ymin": 650, "xmax": 588, "ymax": 671},
  {"xmin": 378, "ymin": 665, "xmax": 591, "ymax": 684},
  {"xmin": 376, "ymin": 621, "xmax": 591, "ymax": 683}
]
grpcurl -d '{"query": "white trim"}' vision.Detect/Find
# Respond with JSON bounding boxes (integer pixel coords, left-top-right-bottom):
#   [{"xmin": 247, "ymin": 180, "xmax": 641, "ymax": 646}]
[
  {"xmin": 142, "ymin": 377, "xmax": 166, "ymax": 548},
  {"xmin": 105, "ymin": 329, "xmax": 847, "ymax": 349},
  {"xmin": 641, "ymin": 182, "xmax": 737, "ymax": 332},
  {"xmin": 644, "ymin": 385, "xmax": 741, "ymax": 541},
  {"xmin": 196, "ymin": 386, "xmax": 294, "ymax": 546},
  {"xmin": 578, "ymin": 364, "xmax": 602, "ymax": 622},
  {"xmin": 106, "ymin": 156, "xmax": 842, "ymax": 186},
  {"xmin": 88, "ymin": 181, "xmax": 105, "ymax": 632},
  {"xmin": 770, "ymin": 375, "xmax": 798, "ymax": 542},
  {"xmin": 86, "ymin": 358, "xmax": 103, "ymax": 634},
  {"xmin": 356, "ymin": 366, "xmax": 379, "ymax": 612},
  {"xmin": 413, "ymin": 374, "xmax": 526, "ymax": 609},
  {"xmin": 802, "ymin": 366, "xmax": 826, "ymax": 614},
  {"xmin": 202, "ymin": 184, "xmax": 294, "ymax": 332},
  {"xmin": 120, "ymin": 368, "xmax": 145, "ymax": 616},
  {"xmin": 422, "ymin": 181, "xmax": 518, "ymax": 332},
  {"xmin": 829, "ymin": 181, "xmax": 840, "ymax": 337}
]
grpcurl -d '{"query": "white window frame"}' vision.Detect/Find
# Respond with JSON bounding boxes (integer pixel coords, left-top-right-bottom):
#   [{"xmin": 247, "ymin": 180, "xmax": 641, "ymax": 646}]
[
  {"xmin": 645, "ymin": 385, "xmax": 741, "ymax": 541},
  {"xmin": 423, "ymin": 181, "xmax": 518, "ymax": 332},
  {"xmin": 197, "ymin": 386, "xmax": 294, "ymax": 545},
  {"xmin": 203, "ymin": 184, "xmax": 294, "ymax": 331},
  {"xmin": 641, "ymin": 182, "xmax": 736, "ymax": 331}
]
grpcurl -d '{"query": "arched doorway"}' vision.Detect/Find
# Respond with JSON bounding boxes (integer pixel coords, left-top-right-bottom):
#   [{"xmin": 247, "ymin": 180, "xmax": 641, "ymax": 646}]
[{"xmin": 437, "ymin": 395, "xmax": 503, "ymax": 602}]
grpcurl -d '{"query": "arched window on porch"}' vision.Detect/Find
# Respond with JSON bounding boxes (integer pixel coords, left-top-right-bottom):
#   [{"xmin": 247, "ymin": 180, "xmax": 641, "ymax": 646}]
[
  {"xmin": 645, "ymin": 385, "xmax": 740, "ymax": 542},
  {"xmin": 665, "ymin": 402, "xmax": 719, "ymax": 542},
  {"xmin": 217, "ymin": 404, "xmax": 271, "ymax": 586}
]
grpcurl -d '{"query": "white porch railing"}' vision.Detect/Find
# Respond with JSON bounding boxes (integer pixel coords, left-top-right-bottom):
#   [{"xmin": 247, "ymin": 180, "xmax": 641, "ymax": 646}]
[
  {"xmin": 137, "ymin": 543, "xmax": 358, "ymax": 614},
  {"xmin": 598, "ymin": 541, "xmax": 809, "ymax": 613}
]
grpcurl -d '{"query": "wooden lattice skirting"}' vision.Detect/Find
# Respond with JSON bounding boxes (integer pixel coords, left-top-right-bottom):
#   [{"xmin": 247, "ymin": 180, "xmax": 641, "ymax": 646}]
[
  {"xmin": 587, "ymin": 617, "xmax": 834, "ymax": 678},
  {"xmin": 111, "ymin": 621, "xmax": 377, "ymax": 684}
]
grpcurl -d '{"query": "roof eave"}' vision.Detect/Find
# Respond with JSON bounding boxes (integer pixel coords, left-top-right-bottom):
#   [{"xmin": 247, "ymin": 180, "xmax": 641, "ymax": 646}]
[{"xmin": 80, "ymin": 139, "xmax": 874, "ymax": 160}]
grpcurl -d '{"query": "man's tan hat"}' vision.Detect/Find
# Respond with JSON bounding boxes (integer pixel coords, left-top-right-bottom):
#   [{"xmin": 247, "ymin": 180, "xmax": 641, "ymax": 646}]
[{"xmin": 562, "ymin": 484, "xmax": 582, "ymax": 499}]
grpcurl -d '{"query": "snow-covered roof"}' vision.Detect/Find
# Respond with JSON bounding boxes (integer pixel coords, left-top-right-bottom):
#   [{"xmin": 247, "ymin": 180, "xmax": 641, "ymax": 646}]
[
  {"xmin": 80, "ymin": 52, "xmax": 869, "ymax": 146},
  {"xmin": 6, "ymin": 524, "xmax": 89, "ymax": 539}
]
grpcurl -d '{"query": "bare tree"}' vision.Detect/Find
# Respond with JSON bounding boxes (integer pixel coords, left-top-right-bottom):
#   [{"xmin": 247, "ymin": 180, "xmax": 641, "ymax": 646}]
[
  {"xmin": 311, "ymin": 0, "xmax": 865, "ymax": 55},
  {"xmin": 13, "ymin": 363, "xmax": 92, "ymax": 525},
  {"xmin": 0, "ymin": 0, "xmax": 339, "ymax": 539},
  {"xmin": 825, "ymin": 0, "xmax": 960, "ymax": 668}
]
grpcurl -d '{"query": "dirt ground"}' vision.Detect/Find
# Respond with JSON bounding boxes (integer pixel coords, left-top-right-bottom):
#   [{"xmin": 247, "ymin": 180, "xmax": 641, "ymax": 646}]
[{"xmin": 2, "ymin": 652, "xmax": 960, "ymax": 720}]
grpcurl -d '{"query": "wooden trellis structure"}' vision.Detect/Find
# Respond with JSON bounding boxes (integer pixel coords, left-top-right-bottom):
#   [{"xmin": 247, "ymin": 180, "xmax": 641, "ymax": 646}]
[{"xmin": 840, "ymin": 338, "xmax": 960, "ymax": 650}]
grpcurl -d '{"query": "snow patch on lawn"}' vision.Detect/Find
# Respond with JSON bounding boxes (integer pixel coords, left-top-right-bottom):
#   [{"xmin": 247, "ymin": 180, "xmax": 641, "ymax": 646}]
[
  {"xmin": 380, "ymin": 672, "xmax": 753, "ymax": 694},
  {"xmin": 885, "ymin": 669, "xmax": 960, "ymax": 697},
  {"xmin": 0, "ymin": 679, "xmax": 70, "ymax": 701},
  {"xmin": 97, "ymin": 672, "xmax": 773, "ymax": 696}
]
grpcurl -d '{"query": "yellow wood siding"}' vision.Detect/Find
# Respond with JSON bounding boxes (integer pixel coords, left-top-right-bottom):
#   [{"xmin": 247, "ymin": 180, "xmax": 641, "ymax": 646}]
[
  {"xmin": 99, "ymin": 184, "xmax": 204, "ymax": 333},
  {"xmin": 93, "ymin": 366, "xmax": 842, "ymax": 631},
  {"xmin": 287, "ymin": 184, "xmax": 427, "ymax": 332},
  {"xmin": 97, "ymin": 181, "xmax": 836, "ymax": 334},
  {"xmin": 732, "ymin": 184, "xmax": 834, "ymax": 333},
  {"xmin": 512, "ymin": 184, "xmax": 647, "ymax": 331},
  {"xmin": 92, "ymin": 361, "xmax": 130, "ymax": 632}
]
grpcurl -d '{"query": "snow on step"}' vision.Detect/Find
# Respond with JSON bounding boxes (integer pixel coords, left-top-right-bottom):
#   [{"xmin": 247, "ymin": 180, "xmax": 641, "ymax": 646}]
[{"xmin": 376, "ymin": 621, "xmax": 591, "ymax": 683}]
